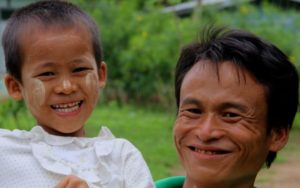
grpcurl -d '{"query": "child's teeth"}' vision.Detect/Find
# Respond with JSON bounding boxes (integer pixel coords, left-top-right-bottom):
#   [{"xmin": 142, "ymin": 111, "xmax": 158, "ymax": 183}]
[
  {"xmin": 56, "ymin": 105, "xmax": 79, "ymax": 112},
  {"xmin": 52, "ymin": 101, "xmax": 81, "ymax": 111}
]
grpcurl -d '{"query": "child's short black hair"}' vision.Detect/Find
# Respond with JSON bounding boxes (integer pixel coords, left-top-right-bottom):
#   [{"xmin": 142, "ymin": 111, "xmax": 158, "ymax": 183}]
[{"xmin": 2, "ymin": 0, "xmax": 102, "ymax": 82}]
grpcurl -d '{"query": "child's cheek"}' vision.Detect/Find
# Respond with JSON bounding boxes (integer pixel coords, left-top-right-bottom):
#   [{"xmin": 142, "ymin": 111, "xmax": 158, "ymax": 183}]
[
  {"xmin": 84, "ymin": 72, "xmax": 99, "ymax": 106},
  {"xmin": 26, "ymin": 79, "xmax": 46, "ymax": 109},
  {"xmin": 85, "ymin": 72, "xmax": 98, "ymax": 92}
]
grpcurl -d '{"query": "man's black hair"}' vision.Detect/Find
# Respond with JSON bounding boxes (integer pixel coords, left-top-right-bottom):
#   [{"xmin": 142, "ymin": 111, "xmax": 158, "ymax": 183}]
[{"xmin": 175, "ymin": 26, "xmax": 299, "ymax": 167}]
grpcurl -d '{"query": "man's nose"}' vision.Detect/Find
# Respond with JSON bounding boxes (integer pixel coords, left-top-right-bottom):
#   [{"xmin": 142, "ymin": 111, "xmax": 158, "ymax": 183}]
[
  {"xmin": 54, "ymin": 79, "xmax": 78, "ymax": 94},
  {"xmin": 195, "ymin": 114, "xmax": 224, "ymax": 142}
]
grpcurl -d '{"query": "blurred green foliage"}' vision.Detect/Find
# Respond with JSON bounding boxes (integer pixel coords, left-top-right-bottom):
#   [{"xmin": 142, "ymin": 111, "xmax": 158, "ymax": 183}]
[
  {"xmin": 1, "ymin": 98, "xmax": 299, "ymax": 180},
  {"xmin": 1, "ymin": 0, "xmax": 300, "ymax": 181},
  {"xmin": 0, "ymin": 99, "xmax": 178, "ymax": 180},
  {"xmin": 71, "ymin": 1, "xmax": 300, "ymax": 108},
  {"xmin": 86, "ymin": 101, "xmax": 178, "ymax": 180},
  {"xmin": 0, "ymin": 100, "xmax": 34, "ymax": 130},
  {"xmin": 74, "ymin": 0, "xmax": 197, "ymax": 108},
  {"xmin": 211, "ymin": 3, "xmax": 300, "ymax": 68}
]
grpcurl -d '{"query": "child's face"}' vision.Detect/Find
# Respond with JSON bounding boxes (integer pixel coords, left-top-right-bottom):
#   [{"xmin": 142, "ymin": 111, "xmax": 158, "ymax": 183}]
[{"xmin": 7, "ymin": 25, "xmax": 106, "ymax": 136}]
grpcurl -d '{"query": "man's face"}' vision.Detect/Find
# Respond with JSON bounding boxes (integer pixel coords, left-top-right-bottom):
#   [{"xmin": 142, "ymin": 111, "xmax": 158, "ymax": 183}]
[
  {"xmin": 14, "ymin": 25, "xmax": 106, "ymax": 136},
  {"xmin": 173, "ymin": 61, "xmax": 284, "ymax": 187}
]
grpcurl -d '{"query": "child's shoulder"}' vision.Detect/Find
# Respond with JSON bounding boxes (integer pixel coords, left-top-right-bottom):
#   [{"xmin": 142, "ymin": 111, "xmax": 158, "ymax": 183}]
[
  {"xmin": 95, "ymin": 126, "xmax": 141, "ymax": 154},
  {"xmin": 0, "ymin": 128, "xmax": 32, "ymax": 139},
  {"xmin": 0, "ymin": 128, "xmax": 34, "ymax": 153},
  {"xmin": 0, "ymin": 128, "xmax": 12, "ymax": 135}
]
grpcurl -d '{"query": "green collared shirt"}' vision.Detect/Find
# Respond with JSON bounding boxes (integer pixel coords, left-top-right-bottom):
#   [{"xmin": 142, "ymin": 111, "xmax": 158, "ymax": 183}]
[
  {"xmin": 155, "ymin": 176, "xmax": 257, "ymax": 188},
  {"xmin": 155, "ymin": 176, "xmax": 185, "ymax": 188}
]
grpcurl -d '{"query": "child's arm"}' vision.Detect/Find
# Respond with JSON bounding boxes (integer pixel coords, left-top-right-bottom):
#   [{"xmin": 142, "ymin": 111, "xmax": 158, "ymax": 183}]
[
  {"xmin": 121, "ymin": 141, "xmax": 155, "ymax": 188},
  {"xmin": 56, "ymin": 175, "xmax": 88, "ymax": 188}
]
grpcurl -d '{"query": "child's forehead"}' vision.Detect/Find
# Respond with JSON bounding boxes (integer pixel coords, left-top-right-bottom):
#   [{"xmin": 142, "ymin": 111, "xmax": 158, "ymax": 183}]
[
  {"xmin": 18, "ymin": 23, "xmax": 92, "ymax": 52},
  {"xmin": 19, "ymin": 22, "xmax": 92, "ymax": 43},
  {"xmin": 18, "ymin": 23, "xmax": 96, "ymax": 67}
]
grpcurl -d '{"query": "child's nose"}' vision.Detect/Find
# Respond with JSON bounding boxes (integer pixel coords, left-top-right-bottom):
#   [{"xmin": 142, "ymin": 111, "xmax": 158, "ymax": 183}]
[{"xmin": 54, "ymin": 79, "xmax": 78, "ymax": 94}]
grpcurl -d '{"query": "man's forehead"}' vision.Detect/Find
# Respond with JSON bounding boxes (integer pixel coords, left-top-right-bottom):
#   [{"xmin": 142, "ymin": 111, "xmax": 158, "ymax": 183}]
[{"xmin": 185, "ymin": 60, "xmax": 250, "ymax": 85}]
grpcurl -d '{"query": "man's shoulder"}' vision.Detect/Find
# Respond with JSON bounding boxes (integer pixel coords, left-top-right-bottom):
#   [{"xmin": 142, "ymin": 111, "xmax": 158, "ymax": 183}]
[{"xmin": 155, "ymin": 176, "xmax": 185, "ymax": 188}]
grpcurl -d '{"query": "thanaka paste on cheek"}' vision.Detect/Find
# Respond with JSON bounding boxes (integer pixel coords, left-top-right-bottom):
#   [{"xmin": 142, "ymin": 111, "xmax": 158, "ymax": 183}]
[
  {"xmin": 85, "ymin": 72, "xmax": 99, "ymax": 106},
  {"xmin": 86, "ymin": 72, "xmax": 99, "ymax": 89},
  {"xmin": 25, "ymin": 79, "xmax": 46, "ymax": 110}
]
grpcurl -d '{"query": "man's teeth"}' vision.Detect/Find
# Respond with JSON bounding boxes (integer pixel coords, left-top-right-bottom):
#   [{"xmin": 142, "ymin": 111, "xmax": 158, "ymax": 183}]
[
  {"xmin": 195, "ymin": 148, "xmax": 218, "ymax": 155},
  {"xmin": 52, "ymin": 101, "xmax": 81, "ymax": 112}
]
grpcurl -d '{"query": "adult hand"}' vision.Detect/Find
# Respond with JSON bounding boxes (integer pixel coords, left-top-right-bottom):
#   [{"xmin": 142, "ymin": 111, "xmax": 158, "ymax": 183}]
[{"xmin": 56, "ymin": 175, "xmax": 89, "ymax": 188}]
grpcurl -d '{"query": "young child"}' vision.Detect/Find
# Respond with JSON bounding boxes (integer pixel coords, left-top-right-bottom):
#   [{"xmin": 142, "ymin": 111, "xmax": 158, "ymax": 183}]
[{"xmin": 0, "ymin": 1, "xmax": 154, "ymax": 187}]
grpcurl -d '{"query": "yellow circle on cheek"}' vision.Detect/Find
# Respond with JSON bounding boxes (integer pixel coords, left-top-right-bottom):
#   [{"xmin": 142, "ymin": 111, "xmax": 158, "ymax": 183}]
[
  {"xmin": 30, "ymin": 79, "xmax": 46, "ymax": 107},
  {"xmin": 85, "ymin": 72, "xmax": 99, "ymax": 108},
  {"xmin": 85, "ymin": 72, "xmax": 98, "ymax": 92}
]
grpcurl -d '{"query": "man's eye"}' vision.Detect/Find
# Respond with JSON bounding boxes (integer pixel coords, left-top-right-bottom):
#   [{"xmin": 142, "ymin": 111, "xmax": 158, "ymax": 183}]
[
  {"xmin": 187, "ymin": 108, "xmax": 202, "ymax": 114},
  {"xmin": 73, "ymin": 67, "xmax": 90, "ymax": 72},
  {"xmin": 223, "ymin": 112, "xmax": 239, "ymax": 118}
]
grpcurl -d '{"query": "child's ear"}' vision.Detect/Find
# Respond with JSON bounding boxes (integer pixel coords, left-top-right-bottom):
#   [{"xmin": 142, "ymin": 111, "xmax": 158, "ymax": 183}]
[
  {"xmin": 268, "ymin": 127, "xmax": 289, "ymax": 152},
  {"xmin": 4, "ymin": 74, "xmax": 23, "ymax": 101},
  {"xmin": 97, "ymin": 61, "xmax": 107, "ymax": 89}
]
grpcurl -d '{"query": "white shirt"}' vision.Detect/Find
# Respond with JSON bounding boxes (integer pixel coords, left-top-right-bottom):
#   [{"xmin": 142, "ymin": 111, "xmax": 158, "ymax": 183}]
[{"xmin": 0, "ymin": 126, "xmax": 155, "ymax": 188}]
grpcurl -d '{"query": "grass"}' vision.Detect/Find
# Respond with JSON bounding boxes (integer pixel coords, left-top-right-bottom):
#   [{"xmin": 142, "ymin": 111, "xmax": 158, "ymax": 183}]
[
  {"xmin": 273, "ymin": 113, "xmax": 300, "ymax": 163},
  {"xmin": 291, "ymin": 112, "xmax": 300, "ymax": 131},
  {"xmin": 0, "ymin": 100, "xmax": 179, "ymax": 180},
  {"xmin": 86, "ymin": 101, "xmax": 179, "ymax": 180},
  {"xmin": 2, "ymin": 99, "xmax": 300, "ymax": 181},
  {"xmin": 256, "ymin": 117, "xmax": 300, "ymax": 188},
  {"xmin": 256, "ymin": 129, "xmax": 300, "ymax": 186}
]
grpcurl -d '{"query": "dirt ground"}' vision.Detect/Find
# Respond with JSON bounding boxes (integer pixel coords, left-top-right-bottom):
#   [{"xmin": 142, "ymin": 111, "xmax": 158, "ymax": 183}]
[
  {"xmin": 171, "ymin": 131, "xmax": 300, "ymax": 187},
  {"xmin": 255, "ymin": 130, "xmax": 300, "ymax": 188}
]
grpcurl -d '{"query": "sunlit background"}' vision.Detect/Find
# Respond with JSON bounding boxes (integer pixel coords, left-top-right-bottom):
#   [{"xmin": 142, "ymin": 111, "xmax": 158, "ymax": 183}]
[{"xmin": 1, "ymin": 0, "xmax": 300, "ymax": 187}]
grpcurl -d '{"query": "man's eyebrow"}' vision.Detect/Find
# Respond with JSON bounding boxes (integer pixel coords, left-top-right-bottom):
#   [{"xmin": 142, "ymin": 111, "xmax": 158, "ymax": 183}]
[
  {"xmin": 181, "ymin": 99, "xmax": 249, "ymax": 112},
  {"xmin": 181, "ymin": 98, "xmax": 202, "ymax": 107},
  {"xmin": 219, "ymin": 102, "xmax": 249, "ymax": 113}
]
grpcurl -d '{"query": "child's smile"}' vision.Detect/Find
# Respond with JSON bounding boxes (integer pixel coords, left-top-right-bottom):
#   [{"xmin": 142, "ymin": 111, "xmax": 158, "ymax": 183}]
[
  {"xmin": 15, "ymin": 25, "xmax": 106, "ymax": 136},
  {"xmin": 1, "ymin": 1, "xmax": 154, "ymax": 187},
  {"xmin": 50, "ymin": 100, "xmax": 83, "ymax": 116}
]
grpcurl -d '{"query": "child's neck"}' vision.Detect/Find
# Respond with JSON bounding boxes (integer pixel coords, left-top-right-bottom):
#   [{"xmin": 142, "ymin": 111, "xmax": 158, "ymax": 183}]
[{"xmin": 39, "ymin": 125, "xmax": 86, "ymax": 137}]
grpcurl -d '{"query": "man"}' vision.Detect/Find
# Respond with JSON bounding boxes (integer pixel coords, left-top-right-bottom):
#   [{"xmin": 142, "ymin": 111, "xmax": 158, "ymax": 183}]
[{"xmin": 158, "ymin": 27, "xmax": 299, "ymax": 188}]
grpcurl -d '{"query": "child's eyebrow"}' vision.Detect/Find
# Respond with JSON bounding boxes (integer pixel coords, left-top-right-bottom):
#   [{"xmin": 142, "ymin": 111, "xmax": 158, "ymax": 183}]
[
  {"xmin": 33, "ymin": 57, "xmax": 94, "ymax": 70},
  {"xmin": 35, "ymin": 62, "xmax": 56, "ymax": 69},
  {"xmin": 70, "ymin": 59, "xmax": 87, "ymax": 65},
  {"xmin": 70, "ymin": 57, "xmax": 95, "ymax": 66}
]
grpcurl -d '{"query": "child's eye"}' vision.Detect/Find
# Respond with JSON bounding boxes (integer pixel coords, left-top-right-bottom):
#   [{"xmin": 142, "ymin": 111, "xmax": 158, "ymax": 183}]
[
  {"xmin": 37, "ymin": 72, "xmax": 55, "ymax": 77},
  {"xmin": 73, "ymin": 67, "xmax": 90, "ymax": 73}
]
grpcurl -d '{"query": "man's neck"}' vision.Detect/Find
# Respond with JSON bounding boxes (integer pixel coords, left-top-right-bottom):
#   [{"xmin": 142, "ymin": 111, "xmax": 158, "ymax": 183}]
[{"xmin": 183, "ymin": 178, "xmax": 255, "ymax": 188}]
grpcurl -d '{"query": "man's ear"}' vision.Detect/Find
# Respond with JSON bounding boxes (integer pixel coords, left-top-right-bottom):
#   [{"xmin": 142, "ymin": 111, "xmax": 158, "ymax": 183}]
[
  {"xmin": 4, "ymin": 74, "xmax": 23, "ymax": 101},
  {"xmin": 269, "ymin": 127, "xmax": 289, "ymax": 152},
  {"xmin": 97, "ymin": 61, "xmax": 107, "ymax": 89}
]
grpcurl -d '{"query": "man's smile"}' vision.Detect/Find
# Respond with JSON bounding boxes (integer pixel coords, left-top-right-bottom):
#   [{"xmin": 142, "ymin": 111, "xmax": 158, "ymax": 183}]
[{"xmin": 187, "ymin": 145, "xmax": 232, "ymax": 155}]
